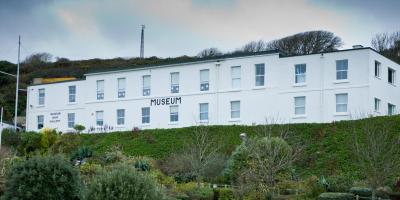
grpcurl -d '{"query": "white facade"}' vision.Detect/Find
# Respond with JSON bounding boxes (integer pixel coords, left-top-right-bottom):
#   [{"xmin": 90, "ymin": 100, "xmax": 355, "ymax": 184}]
[{"xmin": 25, "ymin": 48, "xmax": 400, "ymax": 132}]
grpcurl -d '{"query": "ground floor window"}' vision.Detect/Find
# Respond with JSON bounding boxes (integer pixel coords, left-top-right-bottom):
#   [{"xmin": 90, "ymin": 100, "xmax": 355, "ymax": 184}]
[
  {"xmin": 67, "ymin": 113, "xmax": 75, "ymax": 128},
  {"xmin": 336, "ymin": 93, "xmax": 348, "ymax": 113},
  {"xmin": 230, "ymin": 101, "xmax": 240, "ymax": 119},
  {"xmin": 374, "ymin": 98, "xmax": 381, "ymax": 112},
  {"xmin": 96, "ymin": 111, "xmax": 104, "ymax": 126},
  {"xmin": 37, "ymin": 115, "xmax": 44, "ymax": 129},
  {"xmin": 170, "ymin": 105, "xmax": 179, "ymax": 122},
  {"xmin": 388, "ymin": 103, "xmax": 396, "ymax": 116},
  {"xmin": 294, "ymin": 96, "xmax": 306, "ymax": 115},
  {"xmin": 117, "ymin": 109, "xmax": 125, "ymax": 125},
  {"xmin": 142, "ymin": 107, "xmax": 150, "ymax": 124},
  {"xmin": 199, "ymin": 103, "xmax": 209, "ymax": 121}
]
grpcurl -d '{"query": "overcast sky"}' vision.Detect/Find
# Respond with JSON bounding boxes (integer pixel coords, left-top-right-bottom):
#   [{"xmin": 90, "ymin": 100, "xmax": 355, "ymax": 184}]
[{"xmin": 0, "ymin": 0, "xmax": 399, "ymax": 63}]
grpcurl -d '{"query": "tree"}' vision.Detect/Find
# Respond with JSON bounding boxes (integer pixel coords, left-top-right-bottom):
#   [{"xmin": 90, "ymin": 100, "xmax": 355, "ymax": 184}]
[
  {"xmin": 240, "ymin": 40, "xmax": 268, "ymax": 53},
  {"xmin": 266, "ymin": 30, "xmax": 343, "ymax": 55},
  {"xmin": 351, "ymin": 118, "xmax": 400, "ymax": 198},
  {"xmin": 23, "ymin": 52, "xmax": 53, "ymax": 65},
  {"xmin": 197, "ymin": 48, "xmax": 223, "ymax": 58},
  {"xmin": 371, "ymin": 31, "xmax": 400, "ymax": 64}
]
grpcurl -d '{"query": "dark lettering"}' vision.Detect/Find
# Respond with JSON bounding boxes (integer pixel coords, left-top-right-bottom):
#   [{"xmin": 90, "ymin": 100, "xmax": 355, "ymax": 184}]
[
  {"xmin": 176, "ymin": 97, "xmax": 181, "ymax": 104},
  {"xmin": 150, "ymin": 99, "xmax": 156, "ymax": 106},
  {"xmin": 166, "ymin": 98, "xmax": 170, "ymax": 105}
]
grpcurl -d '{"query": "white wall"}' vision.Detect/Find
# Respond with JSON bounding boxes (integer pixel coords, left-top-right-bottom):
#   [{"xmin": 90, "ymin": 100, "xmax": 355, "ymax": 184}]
[{"xmin": 26, "ymin": 48, "xmax": 400, "ymax": 133}]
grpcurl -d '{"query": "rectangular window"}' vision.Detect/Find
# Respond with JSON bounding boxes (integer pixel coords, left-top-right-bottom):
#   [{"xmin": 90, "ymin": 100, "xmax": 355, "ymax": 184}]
[
  {"xmin": 388, "ymin": 103, "xmax": 396, "ymax": 116},
  {"xmin": 143, "ymin": 75, "xmax": 151, "ymax": 96},
  {"xmin": 67, "ymin": 113, "xmax": 75, "ymax": 128},
  {"xmin": 295, "ymin": 64, "xmax": 306, "ymax": 83},
  {"xmin": 68, "ymin": 85, "xmax": 76, "ymax": 103},
  {"xmin": 336, "ymin": 93, "xmax": 348, "ymax": 113},
  {"xmin": 200, "ymin": 69, "xmax": 209, "ymax": 91},
  {"xmin": 37, "ymin": 115, "xmax": 44, "ymax": 129},
  {"xmin": 375, "ymin": 61, "xmax": 381, "ymax": 78},
  {"xmin": 374, "ymin": 98, "xmax": 381, "ymax": 112},
  {"xmin": 117, "ymin": 109, "xmax": 125, "ymax": 125},
  {"xmin": 231, "ymin": 66, "xmax": 241, "ymax": 88},
  {"xmin": 96, "ymin": 111, "xmax": 104, "ymax": 126},
  {"xmin": 170, "ymin": 105, "xmax": 179, "ymax": 122},
  {"xmin": 388, "ymin": 68, "xmax": 396, "ymax": 84},
  {"xmin": 199, "ymin": 103, "xmax": 209, "ymax": 121},
  {"xmin": 117, "ymin": 78, "xmax": 126, "ymax": 98},
  {"xmin": 141, "ymin": 107, "xmax": 150, "ymax": 124},
  {"xmin": 38, "ymin": 88, "xmax": 45, "ymax": 105},
  {"xmin": 96, "ymin": 80, "xmax": 104, "ymax": 100},
  {"xmin": 255, "ymin": 63, "xmax": 265, "ymax": 86},
  {"xmin": 230, "ymin": 101, "xmax": 240, "ymax": 119},
  {"xmin": 171, "ymin": 72, "xmax": 180, "ymax": 93},
  {"xmin": 336, "ymin": 59, "xmax": 348, "ymax": 80},
  {"xmin": 294, "ymin": 96, "xmax": 306, "ymax": 115}
]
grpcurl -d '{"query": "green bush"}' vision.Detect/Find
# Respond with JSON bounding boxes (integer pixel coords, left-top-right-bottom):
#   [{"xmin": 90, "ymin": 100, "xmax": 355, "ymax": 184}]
[
  {"xmin": 51, "ymin": 134, "xmax": 82, "ymax": 154},
  {"xmin": 318, "ymin": 192, "xmax": 354, "ymax": 200},
  {"xmin": 325, "ymin": 175, "xmax": 353, "ymax": 192},
  {"xmin": 71, "ymin": 146, "xmax": 93, "ymax": 163},
  {"xmin": 87, "ymin": 164, "xmax": 164, "ymax": 200},
  {"xmin": 303, "ymin": 176, "xmax": 325, "ymax": 198},
  {"xmin": 214, "ymin": 188, "xmax": 235, "ymax": 200},
  {"xmin": 186, "ymin": 187, "xmax": 214, "ymax": 200},
  {"xmin": 40, "ymin": 128, "xmax": 58, "ymax": 153},
  {"xmin": 1, "ymin": 129, "xmax": 20, "ymax": 147},
  {"xmin": 17, "ymin": 131, "xmax": 42, "ymax": 156},
  {"xmin": 2, "ymin": 155, "xmax": 82, "ymax": 200},
  {"xmin": 73, "ymin": 124, "xmax": 85, "ymax": 133},
  {"xmin": 349, "ymin": 187, "xmax": 372, "ymax": 197}
]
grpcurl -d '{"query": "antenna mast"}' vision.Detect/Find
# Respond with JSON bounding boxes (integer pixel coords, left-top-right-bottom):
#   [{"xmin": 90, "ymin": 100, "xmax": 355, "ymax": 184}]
[
  {"xmin": 140, "ymin": 25, "xmax": 145, "ymax": 58},
  {"xmin": 14, "ymin": 35, "xmax": 20, "ymax": 131}
]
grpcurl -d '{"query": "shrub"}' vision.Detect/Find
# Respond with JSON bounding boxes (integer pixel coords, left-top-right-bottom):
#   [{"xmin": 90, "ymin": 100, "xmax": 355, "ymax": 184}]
[
  {"xmin": 51, "ymin": 134, "xmax": 82, "ymax": 154},
  {"xmin": 318, "ymin": 192, "xmax": 354, "ymax": 200},
  {"xmin": 214, "ymin": 188, "xmax": 235, "ymax": 200},
  {"xmin": 1, "ymin": 129, "xmax": 20, "ymax": 147},
  {"xmin": 302, "ymin": 176, "xmax": 325, "ymax": 198},
  {"xmin": 2, "ymin": 155, "xmax": 82, "ymax": 200},
  {"xmin": 186, "ymin": 187, "xmax": 214, "ymax": 200},
  {"xmin": 349, "ymin": 187, "xmax": 372, "ymax": 197},
  {"xmin": 40, "ymin": 128, "xmax": 58, "ymax": 153},
  {"xmin": 17, "ymin": 131, "xmax": 42, "ymax": 156},
  {"xmin": 101, "ymin": 146, "xmax": 126, "ymax": 164},
  {"xmin": 325, "ymin": 175, "xmax": 353, "ymax": 192},
  {"xmin": 73, "ymin": 124, "xmax": 85, "ymax": 133},
  {"xmin": 86, "ymin": 164, "xmax": 164, "ymax": 200},
  {"xmin": 134, "ymin": 159, "xmax": 151, "ymax": 171},
  {"xmin": 71, "ymin": 146, "xmax": 93, "ymax": 165}
]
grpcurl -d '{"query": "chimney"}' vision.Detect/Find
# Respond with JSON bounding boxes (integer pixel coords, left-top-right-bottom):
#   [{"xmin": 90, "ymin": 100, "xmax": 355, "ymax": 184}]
[{"xmin": 352, "ymin": 45, "xmax": 364, "ymax": 49}]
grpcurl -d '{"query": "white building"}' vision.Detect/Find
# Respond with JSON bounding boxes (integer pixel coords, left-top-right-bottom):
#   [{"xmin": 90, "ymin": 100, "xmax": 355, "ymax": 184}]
[{"xmin": 25, "ymin": 47, "xmax": 399, "ymax": 133}]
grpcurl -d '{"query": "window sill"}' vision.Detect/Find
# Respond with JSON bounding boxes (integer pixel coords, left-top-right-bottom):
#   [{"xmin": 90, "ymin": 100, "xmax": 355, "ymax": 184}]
[
  {"xmin": 292, "ymin": 115, "xmax": 307, "ymax": 119},
  {"xmin": 333, "ymin": 79, "xmax": 349, "ymax": 84},
  {"xmin": 140, "ymin": 123, "xmax": 151, "ymax": 127},
  {"xmin": 115, "ymin": 125, "xmax": 125, "ymax": 128},
  {"xmin": 199, "ymin": 120, "xmax": 209, "ymax": 124},
  {"xmin": 388, "ymin": 83, "xmax": 397, "ymax": 87},
  {"xmin": 228, "ymin": 119, "xmax": 241, "ymax": 122},
  {"xmin": 67, "ymin": 102, "xmax": 77, "ymax": 105},
  {"xmin": 228, "ymin": 89, "xmax": 241, "ymax": 92},
  {"xmin": 168, "ymin": 122, "xmax": 179, "ymax": 125},
  {"xmin": 375, "ymin": 76, "xmax": 381, "ymax": 80},
  {"xmin": 293, "ymin": 83, "xmax": 307, "ymax": 87},
  {"xmin": 334, "ymin": 112, "xmax": 349, "ymax": 116},
  {"xmin": 36, "ymin": 105, "xmax": 45, "ymax": 108},
  {"xmin": 252, "ymin": 86, "xmax": 266, "ymax": 90},
  {"xmin": 374, "ymin": 110, "xmax": 381, "ymax": 114}
]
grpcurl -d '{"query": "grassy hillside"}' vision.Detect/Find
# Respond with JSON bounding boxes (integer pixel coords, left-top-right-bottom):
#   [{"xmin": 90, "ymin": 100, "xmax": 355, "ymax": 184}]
[{"xmin": 3, "ymin": 115, "xmax": 397, "ymax": 180}]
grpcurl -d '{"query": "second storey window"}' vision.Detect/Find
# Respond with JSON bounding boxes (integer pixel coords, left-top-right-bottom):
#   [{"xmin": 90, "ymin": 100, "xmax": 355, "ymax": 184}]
[
  {"xmin": 68, "ymin": 86, "xmax": 76, "ymax": 103},
  {"xmin": 200, "ymin": 69, "xmax": 209, "ymax": 91},
  {"xmin": 67, "ymin": 113, "xmax": 75, "ymax": 128},
  {"xmin": 230, "ymin": 101, "xmax": 240, "ymax": 119},
  {"xmin": 294, "ymin": 96, "xmax": 306, "ymax": 115},
  {"xmin": 118, "ymin": 78, "xmax": 126, "ymax": 98},
  {"xmin": 231, "ymin": 66, "xmax": 241, "ymax": 88},
  {"xmin": 143, "ymin": 75, "xmax": 151, "ymax": 96},
  {"xmin": 375, "ymin": 61, "xmax": 381, "ymax": 78},
  {"xmin": 38, "ymin": 88, "xmax": 45, "ymax": 105},
  {"xmin": 96, "ymin": 111, "xmax": 104, "ymax": 126},
  {"xmin": 388, "ymin": 103, "xmax": 396, "ymax": 116},
  {"xmin": 171, "ymin": 72, "xmax": 179, "ymax": 93},
  {"xmin": 96, "ymin": 80, "xmax": 104, "ymax": 100},
  {"xmin": 374, "ymin": 98, "xmax": 381, "ymax": 112},
  {"xmin": 388, "ymin": 68, "xmax": 396, "ymax": 84},
  {"xmin": 170, "ymin": 105, "xmax": 179, "ymax": 122},
  {"xmin": 199, "ymin": 103, "xmax": 209, "ymax": 121},
  {"xmin": 295, "ymin": 64, "xmax": 306, "ymax": 84},
  {"xmin": 37, "ymin": 115, "xmax": 44, "ymax": 129},
  {"xmin": 117, "ymin": 109, "xmax": 125, "ymax": 125},
  {"xmin": 142, "ymin": 107, "xmax": 150, "ymax": 124},
  {"xmin": 255, "ymin": 63, "xmax": 265, "ymax": 86},
  {"xmin": 336, "ymin": 93, "xmax": 348, "ymax": 113},
  {"xmin": 336, "ymin": 59, "xmax": 348, "ymax": 80}
]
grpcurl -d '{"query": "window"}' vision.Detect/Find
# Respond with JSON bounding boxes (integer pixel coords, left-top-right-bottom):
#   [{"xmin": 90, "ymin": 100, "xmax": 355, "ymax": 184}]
[
  {"xmin": 388, "ymin": 68, "xmax": 396, "ymax": 84},
  {"xmin": 67, "ymin": 113, "xmax": 75, "ymax": 128},
  {"xmin": 388, "ymin": 103, "xmax": 396, "ymax": 116},
  {"xmin": 230, "ymin": 101, "xmax": 240, "ymax": 119},
  {"xmin": 117, "ymin": 78, "xmax": 126, "ymax": 98},
  {"xmin": 171, "ymin": 72, "xmax": 179, "ymax": 93},
  {"xmin": 96, "ymin": 111, "xmax": 104, "ymax": 126},
  {"xmin": 294, "ymin": 96, "xmax": 306, "ymax": 115},
  {"xmin": 143, "ymin": 75, "xmax": 151, "ymax": 96},
  {"xmin": 374, "ymin": 98, "xmax": 381, "ymax": 112},
  {"xmin": 96, "ymin": 80, "xmax": 104, "ymax": 100},
  {"xmin": 38, "ymin": 88, "xmax": 45, "ymax": 105},
  {"xmin": 336, "ymin": 93, "xmax": 348, "ymax": 113},
  {"xmin": 68, "ymin": 85, "xmax": 76, "ymax": 103},
  {"xmin": 231, "ymin": 66, "xmax": 241, "ymax": 88},
  {"xmin": 375, "ymin": 61, "xmax": 381, "ymax": 78},
  {"xmin": 170, "ymin": 105, "xmax": 179, "ymax": 122},
  {"xmin": 295, "ymin": 64, "xmax": 306, "ymax": 83},
  {"xmin": 255, "ymin": 63, "xmax": 265, "ymax": 86},
  {"xmin": 199, "ymin": 103, "xmax": 209, "ymax": 121},
  {"xmin": 200, "ymin": 69, "xmax": 209, "ymax": 91},
  {"xmin": 141, "ymin": 107, "xmax": 150, "ymax": 124},
  {"xmin": 117, "ymin": 109, "xmax": 125, "ymax": 125},
  {"xmin": 336, "ymin": 59, "xmax": 348, "ymax": 80},
  {"xmin": 37, "ymin": 115, "xmax": 44, "ymax": 129}
]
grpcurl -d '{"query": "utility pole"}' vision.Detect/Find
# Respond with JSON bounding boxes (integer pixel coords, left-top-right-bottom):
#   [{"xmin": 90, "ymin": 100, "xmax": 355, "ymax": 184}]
[
  {"xmin": 140, "ymin": 25, "xmax": 145, "ymax": 58},
  {"xmin": 14, "ymin": 35, "xmax": 20, "ymax": 131},
  {"xmin": 0, "ymin": 107, "xmax": 2, "ymax": 150}
]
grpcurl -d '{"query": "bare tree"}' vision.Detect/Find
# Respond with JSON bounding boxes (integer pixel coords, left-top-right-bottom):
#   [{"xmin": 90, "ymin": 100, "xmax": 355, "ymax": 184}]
[
  {"xmin": 197, "ymin": 48, "xmax": 223, "ymax": 58},
  {"xmin": 266, "ymin": 30, "xmax": 343, "ymax": 55},
  {"xmin": 240, "ymin": 40, "xmax": 268, "ymax": 53},
  {"xmin": 371, "ymin": 31, "xmax": 400, "ymax": 63},
  {"xmin": 351, "ymin": 119, "xmax": 400, "ymax": 198},
  {"xmin": 24, "ymin": 52, "xmax": 53, "ymax": 65}
]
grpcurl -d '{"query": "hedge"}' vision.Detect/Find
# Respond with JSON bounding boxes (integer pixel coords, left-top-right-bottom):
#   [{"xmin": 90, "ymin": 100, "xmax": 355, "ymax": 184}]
[{"xmin": 318, "ymin": 192, "xmax": 354, "ymax": 200}]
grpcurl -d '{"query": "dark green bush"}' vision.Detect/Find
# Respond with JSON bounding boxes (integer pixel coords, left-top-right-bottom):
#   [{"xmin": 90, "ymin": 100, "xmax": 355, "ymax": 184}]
[
  {"xmin": 134, "ymin": 159, "xmax": 151, "ymax": 171},
  {"xmin": 2, "ymin": 155, "xmax": 82, "ymax": 200},
  {"xmin": 1, "ymin": 129, "xmax": 20, "ymax": 147},
  {"xmin": 17, "ymin": 132, "xmax": 42, "ymax": 156},
  {"xmin": 214, "ymin": 188, "xmax": 235, "ymax": 200},
  {"xmin": 186, "ymin": 187, "xmax": 214, "ymax": 200},
  {"xmin": 326, "ymin": 175, "xmax": 353, "ymax": 192},
  {"xmin": 87, "ymin": 164, "xmax": 164, "ymax": 200},
  {"xmin": 318, "ymin": 192, "xmax": 354, "ymax": 200},
  {"xmin": 71, "ymin": 146, "xmax": 93, "ymax": 163},
  {"xmin": 349, "ymin": 187, "xmax": 372, "ymax": 197}
]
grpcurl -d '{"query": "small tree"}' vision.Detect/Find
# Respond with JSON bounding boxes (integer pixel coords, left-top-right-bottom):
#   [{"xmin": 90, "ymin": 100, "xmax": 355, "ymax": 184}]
[
  {"xmin": 73, "ymin": 124, "xmax": 85, "ymax": 134},
  {"xmin": 197, "ymin": 48, "xmax": 223, "ymax": 58}
]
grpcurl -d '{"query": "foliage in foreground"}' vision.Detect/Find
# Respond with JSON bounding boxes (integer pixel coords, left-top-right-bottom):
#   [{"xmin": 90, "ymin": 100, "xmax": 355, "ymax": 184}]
[{"xmin": 2, "ymin": 155, "xmax": 82, "ymax": 200}]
